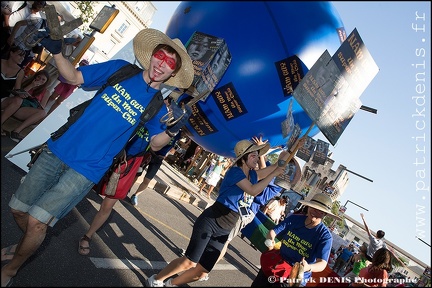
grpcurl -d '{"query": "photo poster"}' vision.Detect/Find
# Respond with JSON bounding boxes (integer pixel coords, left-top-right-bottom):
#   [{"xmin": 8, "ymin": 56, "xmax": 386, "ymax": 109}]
[
  {"xmin": 311, "ymin": 139, "xmax": 330, "ymax": 165},
  {"xmin": 274, "ymin": 157, "xmax": 302, "ymax": 190},
  {"xmin": 295, "ymin": 136, "xmax": 316, "ymax": 162},
  {"xmin": 332, "ymin": 28, "xmax": 379, "ymax": 100},
  {"xmin": 281, "ymin": 98, "xmax": 295, "ymax": 138},
  {"xmin": 197, "ymin": 43, "xmax": 232, "ymax": 101},
  {"xmin": 184, "ymin": 31, "xmax": 231, "ymax": 102},
  {"xmin": 292, "ymin": 50, "xmax": 357, "ymax": 146},
  {"xmin": 286, "ymin": 123, "xmax": 301, "ymax": 151}
]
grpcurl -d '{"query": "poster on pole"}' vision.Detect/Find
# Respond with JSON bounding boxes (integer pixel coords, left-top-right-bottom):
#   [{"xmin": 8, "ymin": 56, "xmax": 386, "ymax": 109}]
[
  {"xmin": 292, "ymin": 28, "xmax": 379, "ymax": 146},
  {"xmin": 312, "ymin": 139, "xmax": 330, "ymax": 165},
  {"xmin": 281, "ymin": 99, "xmax": 295, "ymax": 138},
  {"xmin": 295, "ymin": 136, "xmax": 316, "ymax": 162},
  {"xmin": 286, "ymin": 123, "xmax": 301, "ymax": 151}
]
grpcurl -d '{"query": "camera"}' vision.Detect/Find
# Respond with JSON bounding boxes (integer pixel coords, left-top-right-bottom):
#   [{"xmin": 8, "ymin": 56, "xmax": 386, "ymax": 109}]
[{"xmin": 238, "ymin": 205, "xmax": 252, "ymax": 221}]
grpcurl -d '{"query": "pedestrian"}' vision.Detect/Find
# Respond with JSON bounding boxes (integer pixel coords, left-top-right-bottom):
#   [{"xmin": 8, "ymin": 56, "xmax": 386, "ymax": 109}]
[
  {"xmin": 0, "ymin": 45, "xmax": 25, "ymax": 100},
  {"xmin": 252, "ymin": 193, "xmax": 341, "ymax": 287},
  {"xmin": 199, "ymin": 138, "xmax": 288, "ymax": 283},
  {"xmin": 145, "ymin": 138, "xmax": 288, "ymax": 287},
  {"xmin": 0, "ymin": 28, "xmax": 193, "ymax": 287},
  {"xmin": 5, "ymin": 1, "xmax": 46, "ymax": 67},
  {"xmin": 352, "ymin": 247, "xmax": 392, "ymax": 287},
  {"xmin": 198, "ymin": 156, "xmax": 228, "ymax": 198},
  {"xmin": 262, "ymin": 195, "xmax": 288, "ymax": 225},
  {"xmin": 345, "ymin": 245, "xmax": 369, "ymax": 282},
  {"xmin": 1, "ymin": 69, "xmax": 50, "ymax": 142},
  {"xmin": 46, "ymin": 59, "xmax": 89, "ymax": 115},
  {"xmin": 333, "ymin": 244, "xmax": 354, "ymax": 274},
  {"xmin": 360, "ymin": 213, "xmax": 387, "ymax": 261},
  {"xmin": 129, "ymin": 131, "xmax": 182, "ymax": 206}
]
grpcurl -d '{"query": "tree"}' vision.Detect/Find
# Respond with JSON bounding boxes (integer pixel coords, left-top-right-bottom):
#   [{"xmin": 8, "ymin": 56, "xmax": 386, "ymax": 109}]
[
  {"xmin": 323, "ymin": 200, "xmax": 344, "ymax": 230},
  {"xmin": 74, "ymin": 1, "xmax": 97, "ymax": 34}
]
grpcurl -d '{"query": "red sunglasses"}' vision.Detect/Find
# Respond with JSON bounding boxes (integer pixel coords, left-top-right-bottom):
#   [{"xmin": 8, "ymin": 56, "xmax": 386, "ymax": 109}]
[{"xmin": 153, "ymin": 50, "xmax": 177, "ymax": 70}]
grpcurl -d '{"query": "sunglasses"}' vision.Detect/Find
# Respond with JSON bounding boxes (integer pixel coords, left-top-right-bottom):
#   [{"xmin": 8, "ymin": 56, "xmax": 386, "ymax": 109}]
[{"xmin": 153, "ymin": 50, "xmax": 177, "ymax": 70}]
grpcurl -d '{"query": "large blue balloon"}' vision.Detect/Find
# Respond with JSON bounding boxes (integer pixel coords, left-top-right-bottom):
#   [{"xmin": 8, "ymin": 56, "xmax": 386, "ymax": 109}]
[{"xmin": 165, "ymin": 2, "xmax": 345, "ymax": 158}]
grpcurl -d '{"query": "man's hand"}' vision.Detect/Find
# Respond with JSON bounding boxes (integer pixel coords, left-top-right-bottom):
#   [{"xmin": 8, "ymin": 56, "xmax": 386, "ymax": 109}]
[
  {"xmin": 166, "ymin": 103, "xmax": 192, "ymax": 137},
  {"xmin": 33, "ymin": 29, "xmax": 62, "ymax": 54}
]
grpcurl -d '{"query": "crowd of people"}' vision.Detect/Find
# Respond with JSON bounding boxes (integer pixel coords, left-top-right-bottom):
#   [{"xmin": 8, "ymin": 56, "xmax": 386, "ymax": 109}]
[
  {"xmin": 1, "ymin": 1, "xmax": 84, "ymax": 141},
  {"xmin": 1, "ymin": 5, "xmax": 400, "ymax": 287}
]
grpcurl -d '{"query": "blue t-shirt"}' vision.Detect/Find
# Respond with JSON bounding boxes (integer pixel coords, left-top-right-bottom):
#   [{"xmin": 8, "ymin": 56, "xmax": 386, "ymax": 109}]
[
  {"xmin": 125, "ymin": 126, "xmax": 150, "ymax": 157},
  {"xmin": 339, "ymin": 247, "xmax": 353, "ymax": 262},
  {"xmin": 216, "ymin": 166, "xmax": 258, "ymax": 213},
  {"xmin": 250, "ymin": 178, "xmax": 283, "ymax": 214},
  {"xmin": 47, "ymin": 60, "xmax": 168, "ymax": 183},
  {"xmin": 273, "ymin": 214, "xmax": 333, "ymax": 283}
]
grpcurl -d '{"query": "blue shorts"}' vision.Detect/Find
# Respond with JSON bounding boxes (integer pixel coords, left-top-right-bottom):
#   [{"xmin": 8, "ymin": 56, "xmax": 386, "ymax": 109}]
[
  {"xmin": 185, "ymin": 206, "xmax": 231, "ymax": 272},
  {"xmin": 8, "ymin": 146, "xmax": 94, "ymax": 227}
]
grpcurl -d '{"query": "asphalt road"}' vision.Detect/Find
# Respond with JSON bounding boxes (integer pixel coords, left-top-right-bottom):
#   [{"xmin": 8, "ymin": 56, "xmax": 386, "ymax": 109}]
[{"xmin": 1, "ymin": 135, "xmax": 262, "ymax": 287}]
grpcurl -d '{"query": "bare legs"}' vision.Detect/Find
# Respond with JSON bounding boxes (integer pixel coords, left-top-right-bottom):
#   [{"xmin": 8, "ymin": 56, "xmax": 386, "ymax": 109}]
[
  {"xmin": 1, "ymin": 96, "xmax": 23, "ymax": 126},
  {"xmin": 152, "ymin": 256, "xmax": 209, "ymax": 286},
  {"xmin": 10, "ymin": 107, "xmax": 47, "ymax": 134},
  {"xmin": 198, "ymin": 182, "xmax": 215, "ymax": 198},
  {"xmin": 78, "ymin": 197, "xmax": 118, "ymax": 255},
  {"xmin": 1, "ymin": 210, "xmax": 48, "ymax": 287},
  {"xmin": 130, "ymin": 176, "xmax": 151, "ymax": 199}
]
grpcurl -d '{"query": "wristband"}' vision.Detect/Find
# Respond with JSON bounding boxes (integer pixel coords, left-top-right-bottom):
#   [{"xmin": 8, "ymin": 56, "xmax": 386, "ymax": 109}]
[
  {"xmin": 264, "ymin": 239, "xmax": 274, "ymax": 247},
  {"xmin": 277, "ymin": 159, "xmax": 286, "ymax": 167},
  {"xmin": 165, "ymin": 130, "xmax": 177, "ymax": 137}
]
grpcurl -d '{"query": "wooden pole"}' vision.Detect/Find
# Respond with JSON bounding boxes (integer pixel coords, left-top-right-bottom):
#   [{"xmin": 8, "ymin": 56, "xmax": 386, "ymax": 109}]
[{"xmin": 282, "ymin": 122, "xmax": 315, "ymax": 167}]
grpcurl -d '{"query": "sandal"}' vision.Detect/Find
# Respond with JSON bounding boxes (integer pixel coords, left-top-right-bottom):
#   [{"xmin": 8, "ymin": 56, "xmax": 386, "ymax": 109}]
[
  {"xmin": 1, "ymin": 244, "xmax": 17, "ymax": 262},
  {"xmin": 78, "ymin": 235, "xmax": 91, "ymax": 256}
]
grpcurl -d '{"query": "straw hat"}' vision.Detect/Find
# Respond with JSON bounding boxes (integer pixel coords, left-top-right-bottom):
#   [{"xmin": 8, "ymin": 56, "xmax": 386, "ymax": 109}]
[
  {"xmin": 234, "ymin": 139, "xmax": 270, "ymax": 162},
  {"xmin": 298, "ymin": 193, "xmax": 341, "ymax": 220},
  {"xmin": 133, "ymin": 28, "xmax": 194, "ymax": 88}
]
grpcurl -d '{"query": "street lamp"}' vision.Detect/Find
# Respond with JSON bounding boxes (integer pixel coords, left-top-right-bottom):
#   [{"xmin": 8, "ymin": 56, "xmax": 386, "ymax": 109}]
[
  {"xmin": 331, "ymin": 200, "xmax": 368, "ymax": 231},
  {"xmin": 416, "ymin": 236, "xmax": 431, "ymax": 247},
  {"xmin": 343, "ymin": 200, "xmax": 368, "ymax": 212}
]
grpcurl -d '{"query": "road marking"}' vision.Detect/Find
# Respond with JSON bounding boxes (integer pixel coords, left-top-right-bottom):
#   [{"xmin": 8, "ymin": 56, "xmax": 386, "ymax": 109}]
[
  {"xmin": 90, "ymin": 257, "xmax": 239, "ymax": 270},
  {"xmin": 138, "ymin": 209, "xmax": 190, "ymax": 240}
]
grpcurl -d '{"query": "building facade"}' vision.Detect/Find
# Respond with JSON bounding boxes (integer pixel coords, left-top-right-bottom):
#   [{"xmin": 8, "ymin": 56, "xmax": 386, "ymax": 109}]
[{"xmin": 65, "ymin": 1, "xmax": 156, "ymax": 64}]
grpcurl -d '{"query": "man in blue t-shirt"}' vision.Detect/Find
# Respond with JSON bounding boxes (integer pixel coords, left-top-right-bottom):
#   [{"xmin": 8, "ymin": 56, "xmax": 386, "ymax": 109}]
[
  {"xmin": 333, "ymin": 245, "xmax": 354, "ymax": 273},
  {"xmin": 1, "ymin": 28, "xmax": 194, "ymax": 287}
]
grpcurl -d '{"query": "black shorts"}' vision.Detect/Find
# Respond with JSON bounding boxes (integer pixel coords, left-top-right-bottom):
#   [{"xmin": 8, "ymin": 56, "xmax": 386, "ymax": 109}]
[
  {"xmin": 184, "ymin": 206, "xmax": 232, "ymax": 272},
  {"xmin": 136, "ymin": 154, "xmax": 163, "ymax": 179}
]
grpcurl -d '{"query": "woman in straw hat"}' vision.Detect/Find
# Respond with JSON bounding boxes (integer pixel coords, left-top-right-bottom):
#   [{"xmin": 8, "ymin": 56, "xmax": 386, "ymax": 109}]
[
  {"xmin": 1, "ymin": 28, "xmax": 193, "ymax": 287},
  {"xmin": 252, "ymin": 193, "xmax": 341, "ymax": 287},
  {"xmin": 146, "ymin": 138, "xmax": 291, "ymax": 287}
]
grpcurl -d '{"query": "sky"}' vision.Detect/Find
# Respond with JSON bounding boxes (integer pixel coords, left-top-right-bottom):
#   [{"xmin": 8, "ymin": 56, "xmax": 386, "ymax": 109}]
[{"xmin": 150, "ymin": 1, "xmax": 431, "ymax": 266}]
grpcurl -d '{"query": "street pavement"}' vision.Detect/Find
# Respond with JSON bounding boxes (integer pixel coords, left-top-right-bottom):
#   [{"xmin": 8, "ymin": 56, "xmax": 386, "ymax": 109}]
[{"xmin": 1, "ymin": 135, "xmax": 262, "ymax": 287}]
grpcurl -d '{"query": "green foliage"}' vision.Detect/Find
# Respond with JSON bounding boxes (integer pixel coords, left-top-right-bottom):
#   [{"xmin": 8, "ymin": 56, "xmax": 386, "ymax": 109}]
[
  {"xmin": 323, "ymin": 200, "xmax": 343, "ymax": 229},
  {"xmin": 266, "ymin": 153, "xmax": 278, "ymax": 165},
  {"xmin": 75, "ymin": 1, "xmax": 98, "ymax": 34}
]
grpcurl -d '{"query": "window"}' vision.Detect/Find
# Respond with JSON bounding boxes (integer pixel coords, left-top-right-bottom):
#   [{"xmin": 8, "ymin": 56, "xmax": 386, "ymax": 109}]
[{"xmin": 117, "ymin": 22, "xmax": 130, "ymax": 36}]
